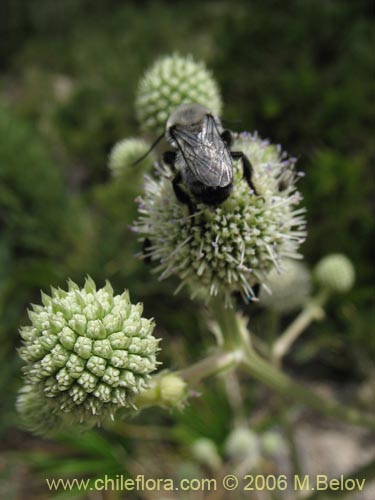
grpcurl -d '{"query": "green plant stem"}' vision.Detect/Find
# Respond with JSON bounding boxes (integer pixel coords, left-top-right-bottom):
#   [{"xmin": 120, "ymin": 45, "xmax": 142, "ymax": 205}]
[
  {"xmin": 267, "ymin": 310, "xmax": 281, "ymax": 347},
  {"xmin": 280, "ymin": 411, "xmax": 303, "ymax": 478},
  {"xmin": 272, "ymin": 290, "xmax": 329, "ymax": 365},
  {"xmin": 222, "ymin": 371, "xmax": 247, "ymax": 426},
  {"xmin": 240, "ymin": 352, "xmax": 375, "ymax": 428},
  {"xmin": 210, "ymin": 299, "xmax": 375, "ymax": 430},
  {"xmin": 177, "ymin": 349, "xmax": 243, "ymax": 385},
  {"xmin": 209, "ymin": 296, "xmax": 251, "ymax": 350}
]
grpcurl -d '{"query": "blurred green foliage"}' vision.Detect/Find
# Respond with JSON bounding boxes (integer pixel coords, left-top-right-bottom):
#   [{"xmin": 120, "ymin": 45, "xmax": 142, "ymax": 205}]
[{"xmin": 0, "ymin": 0, "xmax": 373, "ymax": 481}]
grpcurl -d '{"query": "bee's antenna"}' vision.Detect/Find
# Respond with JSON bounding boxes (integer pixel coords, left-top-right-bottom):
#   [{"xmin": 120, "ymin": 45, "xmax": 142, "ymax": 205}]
[{"xmin": 131, "ymin": 131, "xmax": 165, "ymax": 166}]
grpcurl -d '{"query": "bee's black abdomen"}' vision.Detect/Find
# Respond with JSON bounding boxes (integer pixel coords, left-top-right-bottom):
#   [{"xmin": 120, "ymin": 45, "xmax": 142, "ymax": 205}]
[{"xmin": 196, "ymin": 183, "xmax": 233, "ymax": 206}]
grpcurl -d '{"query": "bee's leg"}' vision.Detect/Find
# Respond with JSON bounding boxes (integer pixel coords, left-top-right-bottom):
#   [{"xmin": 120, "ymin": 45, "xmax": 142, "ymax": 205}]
[
  {"xmin": 172, "ymin": 171, "xmax": 195, "ymax": 214},
  {"xmin": 231, "ymin": 151, "xmax": 258, "ymax": 195},
  {"xmin": 163, "ymin": 151, "xmax": 177, "ymax": 171},
  {"xmin": 164, "ymin": 152, "xmax": 196, "ymax": 215},
  {"xmin": 221, "ymin": 130, "xmax": 233, "ymax": 147},
  {"xmin": 142, "ymin": 238, "xmax": 152, "ymax": 265}
]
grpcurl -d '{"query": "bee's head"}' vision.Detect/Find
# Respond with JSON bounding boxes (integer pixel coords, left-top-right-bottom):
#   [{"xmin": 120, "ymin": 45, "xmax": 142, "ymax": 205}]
[
  {"xmin": 166, "ymin": 103, "xmax": 209, "ymax": 138},
  {"xmin": 166, "ymin": 103, "xmax": 216, "ymax": 148}
]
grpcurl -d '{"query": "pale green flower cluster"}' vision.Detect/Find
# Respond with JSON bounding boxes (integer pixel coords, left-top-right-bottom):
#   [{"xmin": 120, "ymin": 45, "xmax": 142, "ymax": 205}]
[
  {"xmin": 190, "ymin": 427, "xmax": 284, "ymax": 471},
  {"xmin": 134, "ymin": 133, "xmax": 306, "ymax": 305},
  {"xmin": 224, "ymin": 427, "xmax": 260, "ymax": 464},
  {"xmin": 260, "ymin": 260, "xmax": 311, "ymax": 313},
  {"xmin": 314, "ymin": 254, "xmax": 355, "ymax": 293},
  {"xmin": 108, "ymin": 138, "xmax": 154, "ymax": 178},
  {"xmin": 191, "ymin": 438, "xmax": 221, "ymax": 469},
  {"xmin": 17, "ymin": 384, "xmax": 66, "ymax": 436},
  {"xmin": 17, "ymin": 278, "xmax": 160, "ymax": 434},
  {"xmin": 135, "ymin": 54, "xmax": 222, "ymax": 134}
]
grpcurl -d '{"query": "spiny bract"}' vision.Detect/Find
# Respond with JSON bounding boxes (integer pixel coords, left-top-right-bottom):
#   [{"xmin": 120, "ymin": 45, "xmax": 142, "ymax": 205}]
[{"xmin": 18, "ymin": 277, "xmax": 160, "ymax": 432}]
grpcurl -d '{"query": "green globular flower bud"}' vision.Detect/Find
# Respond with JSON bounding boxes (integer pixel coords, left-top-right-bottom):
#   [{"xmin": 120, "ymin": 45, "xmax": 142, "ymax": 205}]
[
  {"xmin": 314, "ymin": 254, "xmax": 355, "ymax": 293},
  {"xmin": 108, "ymin": 138, "xmax": 154, "ymax": 178},
  {"xmin": 159, "ymin": 373, "xmax": 187, "ymax": 407},
  {"xmin": 191, "ymin": 438, "xmax": 221, "ymax": 469},
  {"xmin": 136, "ymin": 372, "xmax": 187, "ymax": 409},
  {"xmin": 260, "ymin": 430, "xmax": 285, "ymax": 456},
  {"xmin": 224, "ymin": 427, "xmax": 260, "ymax": 466},
  {"xmin": 259, "ymin": 259, "xmax": 311, "ymax": 313},
  {"xmin": 135, "ymin": 54, "xmax": 222, "ymax": 134},
  {"xmin": 18, "ymin": 278, "xmax": 160, "ymax": 433},
  {"xmin": 134, "ymin": 132, "xmax": 306, "ymax": 306}
]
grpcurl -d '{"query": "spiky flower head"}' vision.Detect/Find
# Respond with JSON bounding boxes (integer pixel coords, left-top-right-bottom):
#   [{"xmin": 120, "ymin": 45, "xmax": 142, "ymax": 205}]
[
  {"xmin": 18, "ymin": 278, "xmax": 159, "ymax": 434},
  {"xmin": 314, "ymin": 254, "xmax": 355, "ymax": 293},
  {"xmin": 134, "ymin": 132, "xmax": 306, "ymax": 306},
  {"xmin": 108, "ymin": 138, "xmax": 154, "ymax": 178},
  {"xmin": 259, "ymin": 259, "xmax": 311, "ymax": 313},
  {"xmin": 135, "ymin": 54, "xmax": 222, "ymax": 134}
]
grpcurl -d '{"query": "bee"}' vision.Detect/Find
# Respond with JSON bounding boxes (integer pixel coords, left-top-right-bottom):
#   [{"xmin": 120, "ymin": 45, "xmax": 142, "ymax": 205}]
[
  {"xmin": 162, "ymin": 103, "xmax": 257, "ymax": 212},
  {"xmin": 136, "ymin": 103, "xmax": 258, "ymax": 263}
]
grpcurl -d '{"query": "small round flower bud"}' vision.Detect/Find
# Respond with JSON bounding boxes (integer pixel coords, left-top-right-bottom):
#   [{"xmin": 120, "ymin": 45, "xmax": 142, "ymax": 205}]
[
  {"xmin": 136, "ymin": 372, "xmax": 187, "ymax": 409},
  {"xmin": 108, "ymin": 138, "xmax": 154, "ymax": 178},
  {"xmin": 259, "ymin": 259, "xmax": 311, "ymax": 313},
  {"xmin": 224, "ymin": 427, "xmax": 260, "ymax": 466},
  {"xmin": 159, "ymin": 373, "xmax": 187, "ymax": 407},
  {"xmin": 191, "ymin": 438, "xmax": 221, "ymax": 469},
  {"xmin": 134, "ymin": 132, "xmax": 306, "ymax": 305},
  {"xmin": 260, "ymin": 430, "xmax": 285, "ymax": 456},
  {"xmin": 314, "ymin": 254, "xmax": 355, "ymax": 293},
  {"xmin": 18, "ymin": 278, "xmax": 159, "ymax": 432},
  {"xmin": 135, "ymin": 54, "xmax": 222, "ymax": 134}
]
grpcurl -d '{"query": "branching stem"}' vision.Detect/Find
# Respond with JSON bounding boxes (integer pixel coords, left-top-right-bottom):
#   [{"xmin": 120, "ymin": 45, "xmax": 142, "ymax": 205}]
[
  {"xmin": 208, "ymin": 297, "xmax": 375, "ymax": 430},
  {"xmin": 272, "ymin": 290, "xmax": 329, "ymax": 365},
  {"xmin": 177, "ymin": 349, "xmax": 243, "ymax": 385}
]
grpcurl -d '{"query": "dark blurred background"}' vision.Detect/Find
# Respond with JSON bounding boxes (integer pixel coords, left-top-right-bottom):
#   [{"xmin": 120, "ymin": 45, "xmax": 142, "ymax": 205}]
[{"xmin": 0, "ymin": 0, "xmax": 374, "ymax": 497}]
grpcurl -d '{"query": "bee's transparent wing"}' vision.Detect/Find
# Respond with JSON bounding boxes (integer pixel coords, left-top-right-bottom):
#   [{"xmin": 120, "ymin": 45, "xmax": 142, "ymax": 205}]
[{"xmin": 173, "ymin": 115, "xmax": 233, "ymax": 188}]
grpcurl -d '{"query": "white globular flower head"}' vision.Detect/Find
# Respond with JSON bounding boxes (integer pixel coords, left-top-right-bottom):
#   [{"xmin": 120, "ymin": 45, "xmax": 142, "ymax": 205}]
[
  {"xmin": 133, "ymin": 132, "xmax": 306, "ymax": 306},
  {"xmin": 135, "ymin": 54, "xmax": 222, "ymax": 135},
  {"xmin": 259, "ymin": 259, "xmax": 311, "ymax": 313},
  {"xmin": 108, "ymin": 138, "xmax": 154, "ymax": 178},
  {"xmin": 224, "ymin": 427, "xmax": 260, "ymax": 465},
  {"xmin": 18, "ymin": 278, "xmax": 160, "ymax": 434},
  {"xmin": 191, "ymin": 438, "xmax": 221, "ymax": 469},
  {"xmin": 314, "ymin": 254, "xmax": 355, "ymax": 293},
  {"xmin": 260, "ymin": 430, "xmax": 286, "ymax": 456}
]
